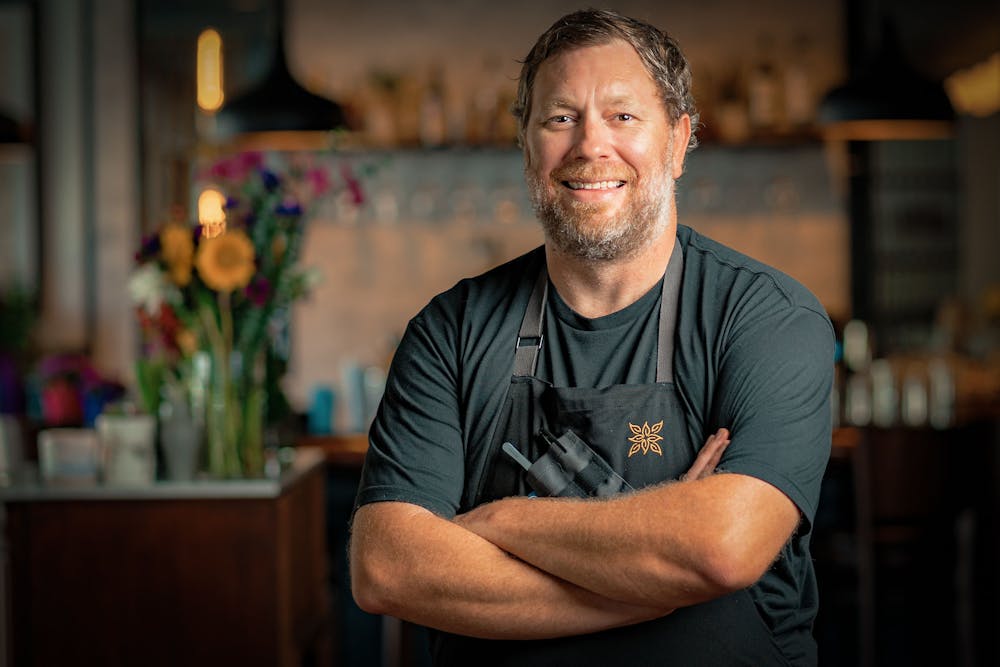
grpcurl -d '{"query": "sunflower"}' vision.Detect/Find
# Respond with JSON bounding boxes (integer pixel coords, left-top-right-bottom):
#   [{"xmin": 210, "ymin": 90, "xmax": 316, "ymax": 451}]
[
  {"xmin": 159, "ymin": 223, "xmax": 194, "ymax": 286},
  {"xmin": 195, "ymin": 229, "xmax": 256, "ymax": 292}
]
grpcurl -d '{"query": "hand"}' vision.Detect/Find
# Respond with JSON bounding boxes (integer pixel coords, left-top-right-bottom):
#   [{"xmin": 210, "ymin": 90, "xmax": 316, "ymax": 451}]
[{"xmin": 680, "ymin": 428, "xmax": 730, "ymax": 481}]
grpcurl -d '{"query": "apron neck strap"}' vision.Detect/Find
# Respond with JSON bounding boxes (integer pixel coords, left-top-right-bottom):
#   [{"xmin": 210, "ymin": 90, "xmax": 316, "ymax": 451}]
[
  {"xmin": 513, "ymin": 267, "xmax": 549, "ymax": 377},
  {"xmin": 656, "ymin": 237, "xmax": 684, "ymax": 384},
  {"xmin": 514, "ymin": 238, "xmax": 684, "ymax": 382}
]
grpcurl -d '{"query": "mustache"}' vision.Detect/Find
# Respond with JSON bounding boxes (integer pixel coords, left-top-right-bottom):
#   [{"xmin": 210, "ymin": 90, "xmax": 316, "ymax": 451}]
[{"xmin": 551, "ymin": 163, "xmax": 635, "ymax": 183}]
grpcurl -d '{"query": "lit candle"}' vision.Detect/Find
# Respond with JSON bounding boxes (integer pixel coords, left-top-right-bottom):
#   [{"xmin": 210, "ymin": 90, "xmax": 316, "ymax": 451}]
[{"xmin": 198, "ymin": 188, "xmax": 227, "ymax": 238}]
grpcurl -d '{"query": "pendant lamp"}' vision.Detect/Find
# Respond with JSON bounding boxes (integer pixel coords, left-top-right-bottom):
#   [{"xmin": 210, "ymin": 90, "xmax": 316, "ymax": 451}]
[
  {"xmin": 818, "ymin": 19, "xmax": 954, "ymax": 141},
  {"xmin": 215, "ymin": 0, "xmax": 346, "ymax": 146}
]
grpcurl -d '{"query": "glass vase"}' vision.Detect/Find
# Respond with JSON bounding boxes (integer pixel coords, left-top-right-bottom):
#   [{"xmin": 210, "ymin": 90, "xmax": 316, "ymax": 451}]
[
  {"xmin": 202, "ymin": 347, "xmax": 266, "ymax": 479},
  {"xmin": 158, "ymin": 381, "xmax": 202, "ymax": 482}
]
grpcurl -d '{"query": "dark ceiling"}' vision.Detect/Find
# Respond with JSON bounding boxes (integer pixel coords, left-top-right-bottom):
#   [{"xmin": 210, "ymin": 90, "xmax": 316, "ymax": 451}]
[
  {"xmin": 876, "ymin": 0, "xmax": 1000, "ymax": 79},
  {"xmin": 136, "ymin": 0, "xmax": 999, "ymax": 84}
]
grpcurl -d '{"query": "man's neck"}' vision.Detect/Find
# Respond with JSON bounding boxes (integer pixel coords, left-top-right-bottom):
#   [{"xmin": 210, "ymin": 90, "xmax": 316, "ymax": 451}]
[{"xmin": 544, "ymin": 225, "xmax": 676, "ymax": 319}]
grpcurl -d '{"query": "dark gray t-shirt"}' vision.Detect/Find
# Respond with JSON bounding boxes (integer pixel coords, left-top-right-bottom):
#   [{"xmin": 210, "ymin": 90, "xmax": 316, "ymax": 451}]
[
  {"xmin": 356, "ymin": 224, "xmax": 834, "ymax": 664},
  {"xmin": 536, "ymin": 265, "xmax": 662, "ymax": 388}
]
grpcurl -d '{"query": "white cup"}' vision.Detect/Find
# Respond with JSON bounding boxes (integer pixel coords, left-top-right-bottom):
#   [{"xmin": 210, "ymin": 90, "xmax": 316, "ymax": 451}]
[
  {"xmin": 96, "ymin": 414, "xmax": 157, "ymax": 485},
  {"xmin": 38, "ymin": 428, "xmax": 102, "ymax": 487}
]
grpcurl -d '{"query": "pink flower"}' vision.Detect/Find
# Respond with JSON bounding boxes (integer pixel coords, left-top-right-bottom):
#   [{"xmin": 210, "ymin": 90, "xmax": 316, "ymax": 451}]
[
  {"xmin": 41, "ymin": 378, "xmax": 83, "ymax": 426},
  {"xmin": 306, "ymin": 167, "xmax": 332, "ymax": 197},
  {"xmin": 341, "ymin": 163, "xmax": 365, "ymax": 206},
  {"xmin": 205, "ymin": 152, "xmax": 265, "ymax": 183}
]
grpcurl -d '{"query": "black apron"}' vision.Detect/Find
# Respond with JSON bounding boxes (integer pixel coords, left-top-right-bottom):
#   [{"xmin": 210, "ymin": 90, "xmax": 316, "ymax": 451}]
[{"xmin": 435, "ymin": 242, "xmax": 791, "ymax": 666}]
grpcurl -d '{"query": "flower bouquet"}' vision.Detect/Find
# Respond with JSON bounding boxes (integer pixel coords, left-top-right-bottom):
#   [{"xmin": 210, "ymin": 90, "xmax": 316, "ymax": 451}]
[{"xmin": 130, "ymin": 151, "xmax": 365, "ymax": 478}]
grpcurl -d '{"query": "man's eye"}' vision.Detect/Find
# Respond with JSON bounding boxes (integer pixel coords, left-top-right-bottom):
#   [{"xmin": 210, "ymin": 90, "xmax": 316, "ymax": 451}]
[
  {"xmin": 617, "ymin": 113, "xmax": 634, "ymax": 121},
  {"xmin": 548, "ymin": 115, "xmax": 573, "ymax": 124}
]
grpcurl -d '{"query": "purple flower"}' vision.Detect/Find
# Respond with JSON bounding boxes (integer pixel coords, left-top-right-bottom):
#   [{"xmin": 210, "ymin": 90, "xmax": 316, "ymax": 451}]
[
  {"xmin": 275, "ymin": 200, "xmax": 303, "ymax": 217},
  {"xmin": 244, "ymin": 275, "xmax": 272, "ymax": 306},
  {"xmin": 134, "ymin": 233, "xmax": 161, "ymax": 263},
  {"xmin": 39, "ymin": 353, "xmax": 90, "ymax": 379},
  {"xmin": 260, "ymin": 168, "xmax": 281, "ymax": 191},
  {"xmin": 0, "ymin": 354, "xmax": 24, "ymax": 414}
]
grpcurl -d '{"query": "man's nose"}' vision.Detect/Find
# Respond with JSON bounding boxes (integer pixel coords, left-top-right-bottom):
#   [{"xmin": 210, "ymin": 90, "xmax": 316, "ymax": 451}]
[{"xmin": 570, "ymin": 116, "xmax": 611, "ymax": 160}]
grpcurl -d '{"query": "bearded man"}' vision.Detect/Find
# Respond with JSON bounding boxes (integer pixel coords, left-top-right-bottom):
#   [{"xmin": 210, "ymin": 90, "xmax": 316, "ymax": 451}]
[{"xmin": 350, "ymin": 9, "xmax": 833, "ymax": 666}]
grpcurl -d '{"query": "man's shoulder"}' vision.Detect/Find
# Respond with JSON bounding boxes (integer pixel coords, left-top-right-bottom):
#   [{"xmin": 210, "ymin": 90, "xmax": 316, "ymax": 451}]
[
  {"xmin": 678, "ymin": 224, "xmax": 828, "ymax": 320},
  {"xmin": 412, "ymin": 245, "xmax": 545, "ymax": 339},
  {"xmin": 459, "ymin": 245, "xmax": 545, "ymax": 299}
]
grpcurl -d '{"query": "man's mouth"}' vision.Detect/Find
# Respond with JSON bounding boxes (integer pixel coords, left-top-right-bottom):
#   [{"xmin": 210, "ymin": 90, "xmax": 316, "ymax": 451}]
[{"xmin": 563, "ymin": 180, "xmax": 626, "ymax": 191}]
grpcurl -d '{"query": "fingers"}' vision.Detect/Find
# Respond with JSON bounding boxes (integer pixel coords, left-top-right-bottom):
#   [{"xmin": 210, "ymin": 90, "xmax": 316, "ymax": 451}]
[
  {"xmin": 702, "ymin": 428, "xmax": 729, "ymax": 472},
  {"xmin": 681, "ymin": 428, "xmax": 731, "ymax": 481}
]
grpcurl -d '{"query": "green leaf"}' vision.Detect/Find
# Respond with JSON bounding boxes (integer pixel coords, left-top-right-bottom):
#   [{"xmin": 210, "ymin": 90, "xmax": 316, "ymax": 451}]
[{"xmin": 134, "ymin": 358, "xmax": 165, "ymax": 414}]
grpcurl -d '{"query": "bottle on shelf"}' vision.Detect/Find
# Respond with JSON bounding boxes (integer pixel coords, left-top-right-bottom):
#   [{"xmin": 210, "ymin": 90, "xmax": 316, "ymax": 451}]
[
  {"xmin": 746, "ymin": 33, "xmax": 783, "ymax": 134},
  {"xmin": 870, "ymin": 359, "xmax": 897, "ymax": 427},
  {"xmin": 713, "ymin": 68, "xmax": 750, "ymax": 144},
  {"xmin": 783, "ymin": 33, "xmax": 816, "ymax": 130},
  {"xmin": 418, "ymin": 65, "xmax": 447, "ymax": 148},
  {"xmin": 362, "ymin": 71, "xmax": 399, "ymax": 148}
]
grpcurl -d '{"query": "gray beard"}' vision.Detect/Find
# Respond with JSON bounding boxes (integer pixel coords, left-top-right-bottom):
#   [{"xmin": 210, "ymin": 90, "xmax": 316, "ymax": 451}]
[{"xmin": 526, "ymin": 169, "xmax": 674, "ymax": 262}]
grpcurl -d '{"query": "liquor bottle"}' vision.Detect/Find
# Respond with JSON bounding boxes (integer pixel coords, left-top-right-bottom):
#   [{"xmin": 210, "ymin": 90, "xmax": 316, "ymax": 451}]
[
  {"xmin": 418, "ymin": 65, "xmax": 447, "ymax": 148},
  {"xmin": 746, "ymin": 34, "xmax": 783, "ymax": 133},
  {"xmin": 783, "ymin": 34, "xmax": 815, "ymax": 129}
]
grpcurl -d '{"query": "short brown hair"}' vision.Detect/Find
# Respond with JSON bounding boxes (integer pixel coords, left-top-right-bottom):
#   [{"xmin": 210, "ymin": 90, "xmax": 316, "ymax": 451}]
[{"xmin": 513, "ymin": 9, "xmax": 699, "ymax": 151}]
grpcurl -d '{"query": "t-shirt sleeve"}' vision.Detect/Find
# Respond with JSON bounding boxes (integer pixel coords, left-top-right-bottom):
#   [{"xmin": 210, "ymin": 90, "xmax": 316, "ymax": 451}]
[
  {"xmin": 713, "ymin": 304, "xmax": 834, "ymax": 530},
  {"xmin": 354, "ymin": 301, "xmax": 465, "ymax": 518}
]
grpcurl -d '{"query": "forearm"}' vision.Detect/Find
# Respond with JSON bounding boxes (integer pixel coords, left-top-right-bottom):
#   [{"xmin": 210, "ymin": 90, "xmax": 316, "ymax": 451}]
[
  {"xmin": 350, "ymin": 501, "xmax": 669, "ymax": 639},
  {"xmin": 455, "ymin": 473, "xmax": 799, "ymax": 608}
]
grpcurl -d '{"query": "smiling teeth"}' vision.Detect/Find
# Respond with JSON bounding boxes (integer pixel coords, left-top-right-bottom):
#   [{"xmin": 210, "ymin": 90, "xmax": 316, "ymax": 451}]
[{"xmin": 567, "ymin": 180, "xmax": 625, "ymax": 190}]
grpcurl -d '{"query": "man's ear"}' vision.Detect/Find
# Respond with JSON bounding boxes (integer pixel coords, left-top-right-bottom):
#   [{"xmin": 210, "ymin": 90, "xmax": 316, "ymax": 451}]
[{"xmin": 670, "ymin": 114, "xmax": 692, "ymax": 179}]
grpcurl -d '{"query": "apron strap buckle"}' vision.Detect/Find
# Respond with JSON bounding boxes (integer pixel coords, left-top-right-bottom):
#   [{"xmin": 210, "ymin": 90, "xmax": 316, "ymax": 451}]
[{"xmin": 513, "ymin": 335, "xmax": 543, "ymax": 377}]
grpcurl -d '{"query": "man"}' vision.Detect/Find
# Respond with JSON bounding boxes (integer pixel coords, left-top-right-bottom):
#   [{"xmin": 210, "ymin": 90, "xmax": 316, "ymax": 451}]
[{"xmin": 350, "ymin": 9, "xmax": 833, "ymax": 666}]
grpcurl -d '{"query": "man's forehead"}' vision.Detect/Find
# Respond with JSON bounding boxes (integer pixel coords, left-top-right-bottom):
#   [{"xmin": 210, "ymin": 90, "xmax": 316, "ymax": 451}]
[
  {"xmin": 538, "ymin": 39, "xmax": 640, "ymax": 71},
  {"xmin": 535, "ymin": 92, "xmax": 645, "ymax": 111},
  {"xmin": 532, "ymin": 42, "xmax": 659, "ymax": 102}
]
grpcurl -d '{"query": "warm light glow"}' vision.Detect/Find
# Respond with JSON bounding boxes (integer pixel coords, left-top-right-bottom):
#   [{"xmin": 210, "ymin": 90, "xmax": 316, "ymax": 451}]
[
  {"xmin": 223, "ymin": 130, "xmax": 340, "ymax": 152},
  {"xmin": 821, "ymin": 119, "xmax": 953, "ymax": 142},
  {"xmin": 198, "ymin": 188, "xmax": 227, "ymax": 238},
  {"xmin": 945, "ymin": 52, "xmax": 1000, "ymax": 118},
  {"xmin": 197, "ymin": 29, "xmax": 225, "ymax": 112}
]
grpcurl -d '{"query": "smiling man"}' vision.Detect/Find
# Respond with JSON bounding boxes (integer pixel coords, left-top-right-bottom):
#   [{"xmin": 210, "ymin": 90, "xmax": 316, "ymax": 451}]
[{"xmin": 350, "ymin": 9, "xmax": 833, "ymax": 666}]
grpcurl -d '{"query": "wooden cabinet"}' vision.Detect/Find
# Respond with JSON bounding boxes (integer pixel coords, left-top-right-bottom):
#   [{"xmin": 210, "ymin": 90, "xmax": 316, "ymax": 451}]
[{"xmin": 1, "ymin": 448, "xmax": 331, "ymax": 667}]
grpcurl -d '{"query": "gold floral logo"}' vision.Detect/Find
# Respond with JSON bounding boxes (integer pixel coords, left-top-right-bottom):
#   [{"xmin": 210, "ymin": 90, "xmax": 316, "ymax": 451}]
[{"xmin": 627, "ymin": 421, "xmax": 664, "ymax": 457}]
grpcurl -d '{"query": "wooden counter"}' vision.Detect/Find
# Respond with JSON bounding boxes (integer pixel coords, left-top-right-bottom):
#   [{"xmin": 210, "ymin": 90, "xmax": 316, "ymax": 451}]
[
  {"xmin": 1, "ymin": 448, "xmax": 331, "ymax": 667},
  {"xmin": 297, "ymin": 432, "xmax": 369, "ymax": 468}
]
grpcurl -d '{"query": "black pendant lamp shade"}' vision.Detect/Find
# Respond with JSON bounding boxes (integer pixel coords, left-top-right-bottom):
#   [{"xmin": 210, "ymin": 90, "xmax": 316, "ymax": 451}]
[
  {"xmin": 819, "ymin": 20, "xmax": 954, "ymax": 140},
  {"xmin": 216, "ymin": 0, "xmax": 346, "ymax": 138}
]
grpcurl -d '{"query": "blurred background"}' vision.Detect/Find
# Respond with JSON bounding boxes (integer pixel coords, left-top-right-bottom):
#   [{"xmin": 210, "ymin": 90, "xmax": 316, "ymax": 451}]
[{"xmin": 0, "ymin": 0, "xmax": 998, "ymax": 665}]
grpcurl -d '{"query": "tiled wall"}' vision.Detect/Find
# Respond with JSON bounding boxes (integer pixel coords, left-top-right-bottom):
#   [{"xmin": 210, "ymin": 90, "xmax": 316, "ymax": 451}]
[{"xmin": 287, "ymin": 144, "xmax": 848, "ymax": 429}]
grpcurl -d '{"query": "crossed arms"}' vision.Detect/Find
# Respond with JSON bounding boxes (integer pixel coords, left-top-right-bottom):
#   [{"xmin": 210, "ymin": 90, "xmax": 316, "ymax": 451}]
[{"xmin": 349, "ymin": 429, "xmax": 801, "ymax": 640}]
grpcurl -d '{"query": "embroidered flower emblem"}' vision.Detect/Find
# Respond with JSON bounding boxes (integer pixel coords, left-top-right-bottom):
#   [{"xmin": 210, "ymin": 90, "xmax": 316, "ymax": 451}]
[{"xmin": 628, "ymin": 421, "xmax": 664, "ymax": 457}]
